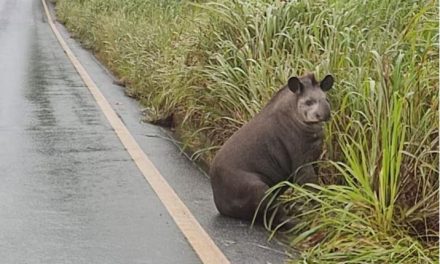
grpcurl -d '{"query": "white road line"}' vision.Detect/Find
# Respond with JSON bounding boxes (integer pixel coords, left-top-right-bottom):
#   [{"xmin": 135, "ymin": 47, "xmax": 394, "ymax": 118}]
[{"xmin": 41, "ymin": 1, "xmax": 230, "ymax": 263}]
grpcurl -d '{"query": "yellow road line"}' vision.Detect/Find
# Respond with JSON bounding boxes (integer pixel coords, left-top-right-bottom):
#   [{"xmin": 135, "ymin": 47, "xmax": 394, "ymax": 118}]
[{"xmin": 41, "ymin": 1, "xmax": 230, "ymax": 263}]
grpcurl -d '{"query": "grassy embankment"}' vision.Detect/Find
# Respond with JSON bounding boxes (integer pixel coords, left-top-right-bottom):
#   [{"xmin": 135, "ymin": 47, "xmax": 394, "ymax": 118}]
[{"xmin": 55, "ymin": 0, "xmax": 438, "ymax": 263}]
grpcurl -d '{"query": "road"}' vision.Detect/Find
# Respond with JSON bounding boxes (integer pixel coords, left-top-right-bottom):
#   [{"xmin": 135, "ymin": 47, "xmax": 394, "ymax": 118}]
[{"xmin": 0, "ymin": 0, "xmax": 288, "ymax": 263}]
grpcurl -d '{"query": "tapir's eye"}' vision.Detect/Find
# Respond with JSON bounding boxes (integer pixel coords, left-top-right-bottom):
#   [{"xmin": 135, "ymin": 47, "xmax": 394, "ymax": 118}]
[{"xmin": 305, "ymin": 99, "xmax": 315, "ymax": 106}]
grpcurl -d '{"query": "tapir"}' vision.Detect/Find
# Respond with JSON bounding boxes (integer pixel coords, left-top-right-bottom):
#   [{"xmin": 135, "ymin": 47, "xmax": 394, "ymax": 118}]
[{"xmin": 210, "ymin": 73, "xmax": 334, "ymax": 226}]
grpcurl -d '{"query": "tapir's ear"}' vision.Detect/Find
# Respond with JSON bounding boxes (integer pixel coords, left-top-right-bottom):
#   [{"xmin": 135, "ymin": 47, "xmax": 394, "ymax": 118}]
[
  {"xmin": 320, "ymin": 75, "xmax": 334, "ymax": 91},
  {"xmin": 288, "ymin": 77, "xmax": 303, "ymax": 93}
]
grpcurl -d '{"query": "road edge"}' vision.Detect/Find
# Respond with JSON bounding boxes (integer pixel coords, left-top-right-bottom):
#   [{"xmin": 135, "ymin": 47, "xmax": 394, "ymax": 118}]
[{"xmin": 41, "ymin": 0, "xmax": 230, "ymax": 263}]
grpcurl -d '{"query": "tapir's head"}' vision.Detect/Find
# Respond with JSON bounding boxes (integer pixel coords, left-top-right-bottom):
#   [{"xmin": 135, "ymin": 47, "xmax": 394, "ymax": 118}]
[{"xmin": 288, "ymin": 73, "xmax": 334, "ymax": 124}]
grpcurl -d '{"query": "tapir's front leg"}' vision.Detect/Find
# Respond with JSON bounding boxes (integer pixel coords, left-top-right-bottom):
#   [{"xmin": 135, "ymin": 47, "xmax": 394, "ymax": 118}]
[{"xmin": 294, "ymin": 164, "xmax": 318, "ymax": 185}]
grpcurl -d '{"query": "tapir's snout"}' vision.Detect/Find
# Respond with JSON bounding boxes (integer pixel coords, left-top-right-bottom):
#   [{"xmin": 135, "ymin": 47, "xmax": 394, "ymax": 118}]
[
  {"xmin": 315, "ymin": 112, "xmax": 330, "ymax": 122},
  {"xmin": 308, "ymin": 100, "xmax": 331, "ymax": 124},
  {"xmin": 321, "ymin": 106, "xmax": 331, "ymax": 122}
]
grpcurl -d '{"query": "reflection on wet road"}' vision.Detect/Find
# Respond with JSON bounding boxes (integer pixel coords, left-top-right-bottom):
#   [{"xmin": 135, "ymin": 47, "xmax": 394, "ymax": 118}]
[{"xmin": 0, "ymin": 0, "xmax": 200, "ymax": 263}]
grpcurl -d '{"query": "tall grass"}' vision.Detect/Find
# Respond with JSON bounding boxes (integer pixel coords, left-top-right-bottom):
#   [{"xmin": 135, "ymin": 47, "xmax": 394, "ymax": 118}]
[{"xmin": 55, "ymin": 0, "xmax": 438, "ymax": 262}]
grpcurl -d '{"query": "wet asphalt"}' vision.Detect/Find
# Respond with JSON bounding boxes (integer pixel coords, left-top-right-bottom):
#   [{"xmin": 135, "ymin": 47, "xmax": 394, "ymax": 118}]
[{"xmin": 0, "ymin": 0, "xmax": 289, "ymax": 263}]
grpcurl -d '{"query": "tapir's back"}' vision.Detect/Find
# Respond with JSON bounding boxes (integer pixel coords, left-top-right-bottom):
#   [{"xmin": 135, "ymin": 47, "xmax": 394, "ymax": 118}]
[{"xmin": 210, "ymin": 87, "xmax": 296, "ymax": 183}]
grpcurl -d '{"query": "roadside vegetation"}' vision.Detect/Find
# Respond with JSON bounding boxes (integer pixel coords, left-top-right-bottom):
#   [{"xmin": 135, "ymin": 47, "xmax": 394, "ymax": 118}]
[{"xmin": 55, "ymin": 0, "xmax": 438, "ymax": 262}]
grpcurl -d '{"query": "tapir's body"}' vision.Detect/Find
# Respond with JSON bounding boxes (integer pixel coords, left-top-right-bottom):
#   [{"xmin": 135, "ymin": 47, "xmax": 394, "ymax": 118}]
[{"xmin": 210, "ymin": 73, "xmax": 334, "ymax": 224}]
